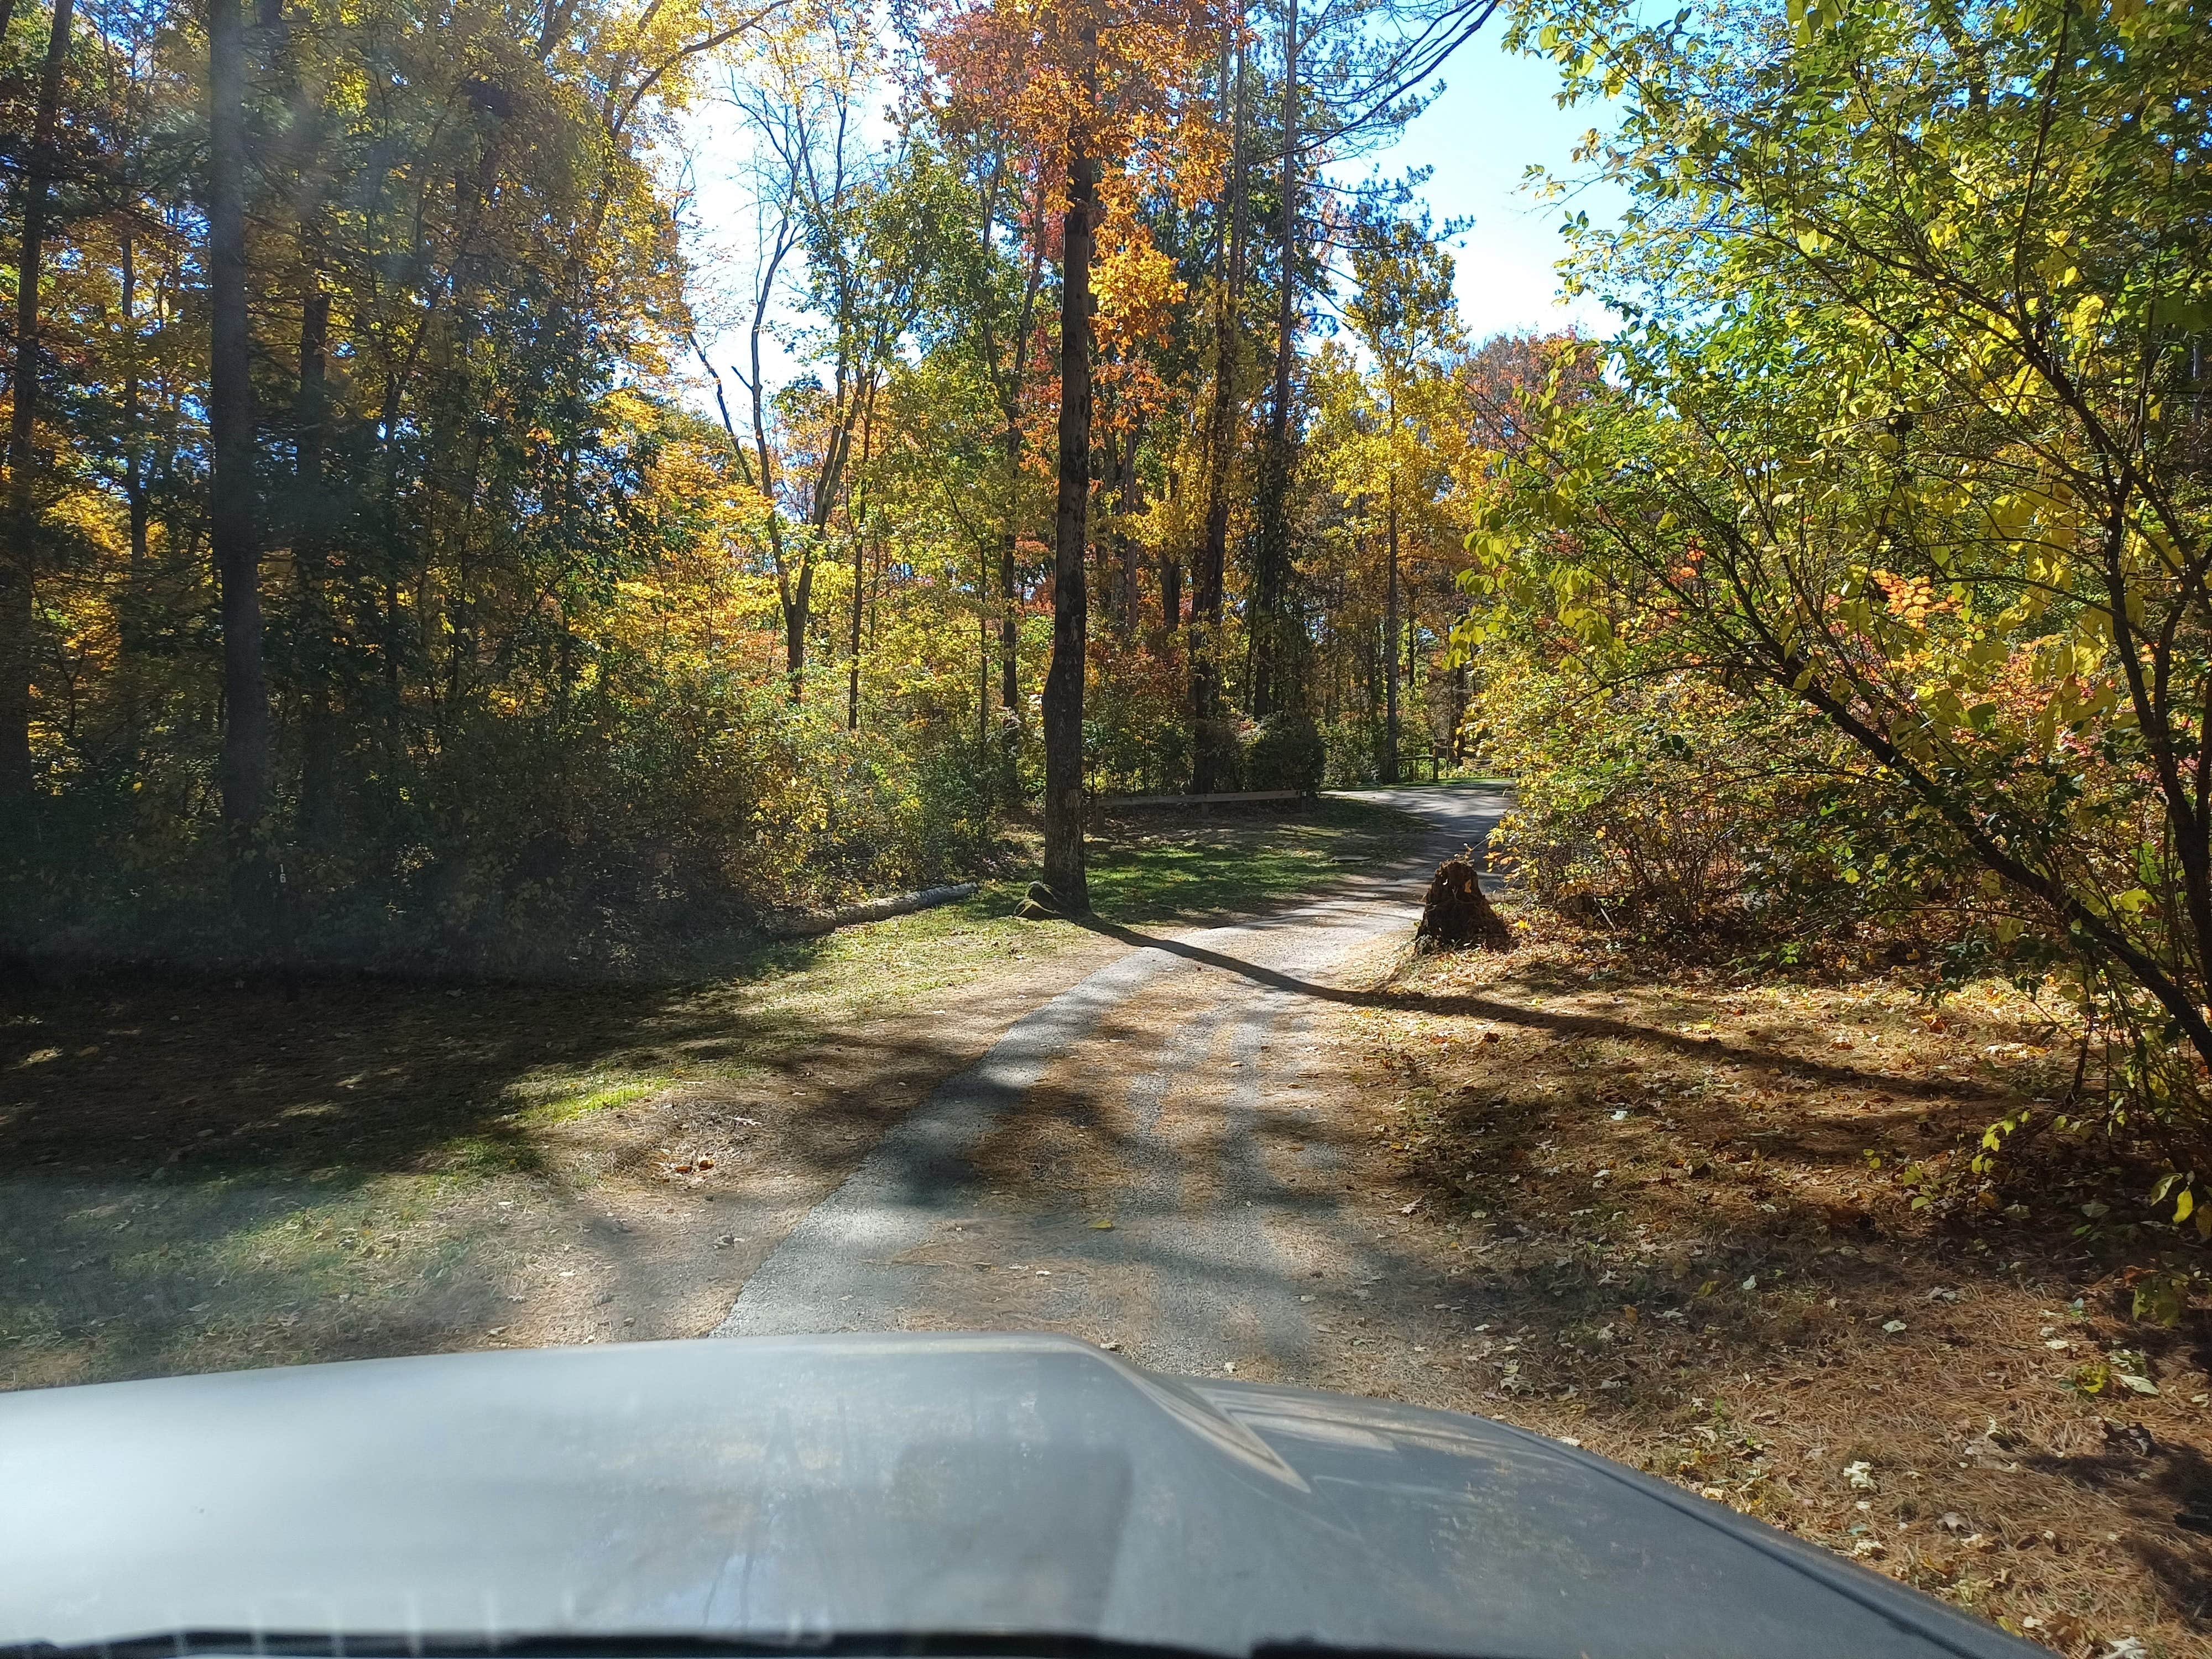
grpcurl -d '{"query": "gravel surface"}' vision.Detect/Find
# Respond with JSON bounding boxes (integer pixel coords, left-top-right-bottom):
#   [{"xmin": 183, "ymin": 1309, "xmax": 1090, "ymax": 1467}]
[{"xmin": 714, "ymin": 787, "xmax": 1506, "ymax": 1375}]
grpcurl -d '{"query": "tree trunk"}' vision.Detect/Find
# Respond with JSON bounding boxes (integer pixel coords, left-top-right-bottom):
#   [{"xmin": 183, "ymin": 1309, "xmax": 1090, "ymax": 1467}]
[
  {"xmin": 295, "ymin": 285, "xmax": 337, "ymax": 838},
  {"xmin": 999, "ymin": 209, "xmax": 1047, "ymax": 748},
  {"xmin": 999, "ymin": 390, "xmax": 1022, "ymax": 739},
  {"xmin": 848, "ymin": 385, "xmax": 877, "ymax": 732},
  {"xmin": 1404, "ymin": 566, "xmax": 1417, "ymax": 696},
  {"xmin": 1118, "ymin": 415, "xmax": 1142, "ymax": 636},
  {"xmin": 1266, "ymin": 0, "xmax": 1297, "ymax": 455},
  {"xmin": 121, "ymin": 228, "xmax": 150, "ymax": 650},
  {"xmin": 1191, "ymin": 14, "xmax": 1246, "ymax": 792},
  {"xmin": 210, "ymin": 0, "xmax": 271, "ymax": 841},
  {"xmin": 1095, "ymin": 425, "xmax": 1118, "ymax": 632},
  {"xmin": 1248, "ymin": 0, "xmax": 1300, "ymax": 718},
  {"xmin": 1451, "ymin": 655, "xmax": 1468, "ymax": 764},
  {"xmin": 979, "ymin": 543, "xmax": 992, "ymax": 750},
  {"xmin": 999, "ymin": 521, "xmax": 1020, "ymax": 718},
  {"xmin": 739, "ymin": 225, "xmax": 810, "ymax": 704},
  {"xmin": 1384, "ymin": 479, "xmax": 1400, "ymax": 785},
  {"xmin": 1041, "ymin": 146, "xmax": 1097, "ymax": 914},
  {"xmin": 1, "ymin": 0, "xmax": 74, "ymax": 803},
  {"xmin": 847, "ymin": 556, "xmax": 867, "ymax": 713},
  {"xmin": 781, "ymin": 529, "xmax": 813, "ymax": 697}
]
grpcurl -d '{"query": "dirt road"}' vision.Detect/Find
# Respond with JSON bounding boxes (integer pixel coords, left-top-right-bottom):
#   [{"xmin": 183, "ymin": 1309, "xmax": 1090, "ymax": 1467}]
[{"xmin": 715, "ymin": 786, "xmax": 1506, "ymax": 1378}]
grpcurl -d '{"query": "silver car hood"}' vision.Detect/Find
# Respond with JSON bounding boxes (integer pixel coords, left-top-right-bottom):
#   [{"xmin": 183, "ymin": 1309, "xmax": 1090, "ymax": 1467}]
[{"xmin": 0, "ymin": 1332, "xmax": 2031, "ymax": 1659}]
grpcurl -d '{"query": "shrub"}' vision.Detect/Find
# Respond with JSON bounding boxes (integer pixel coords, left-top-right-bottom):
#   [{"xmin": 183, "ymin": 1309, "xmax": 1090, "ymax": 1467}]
[
  {"xmin": 1086, "ymin": 645, "xmax": 1192, "ymax": 796},
  {"xmin": 1322, "ymin": 714, "xmax": 1386, "ymax": 787},
  {"xmin": 1244, "ymin": 712, "xmax": 1325, "ymax": 794},
  {"xmin": 1191, "ymin": 717, "xmax": 1245, "ymax": 791},
  {"xmin": 1475, "ymin": 668, "xmax": 1881, "ymax": 942},
  {"xmin": 0, "ymin": 656, "xmax": 1004, "ymax": 975}
]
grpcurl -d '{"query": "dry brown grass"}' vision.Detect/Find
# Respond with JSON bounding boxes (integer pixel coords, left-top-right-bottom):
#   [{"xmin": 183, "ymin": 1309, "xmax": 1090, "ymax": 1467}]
[{"xmin": 1320, "ymin": 906, "xmax": 2212, "ymax": 1658}]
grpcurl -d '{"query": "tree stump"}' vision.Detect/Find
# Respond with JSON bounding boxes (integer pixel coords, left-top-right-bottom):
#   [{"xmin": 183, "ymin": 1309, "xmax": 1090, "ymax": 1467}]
[{"xmin": 1415, "ymin": 853, "xmax": 1513, "ymax": 951}]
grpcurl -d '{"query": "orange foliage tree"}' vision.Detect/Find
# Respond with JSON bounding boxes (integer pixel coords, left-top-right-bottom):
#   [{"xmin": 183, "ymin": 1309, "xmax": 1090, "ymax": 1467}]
[{"xmin": 922, "ymin": 0, "xmax": 1227, "ymax": 910}]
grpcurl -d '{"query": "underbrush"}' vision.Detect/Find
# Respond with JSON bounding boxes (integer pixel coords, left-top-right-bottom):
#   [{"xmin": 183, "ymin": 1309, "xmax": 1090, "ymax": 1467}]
[
  {"xmin": 1347, "ymin": 906, "xmax": 2212, "ymax": 1656},
  {"xmin": 2, "ymin": 672, "xmax": 1008, "ymax": 978},
  {"xmin": 1470, "ymin": 666, "xmax": 2212, "ymax": 1190},
  {"xmin": 1475, "ymin": 675, "xmax": 1888, "ymax": 944}
]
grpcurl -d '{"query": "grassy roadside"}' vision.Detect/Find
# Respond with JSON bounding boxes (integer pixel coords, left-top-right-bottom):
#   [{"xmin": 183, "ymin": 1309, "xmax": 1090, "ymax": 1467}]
[
  {"xmin": 0, "ymin": 796, "xmax": 1424, "ymax": 1391},
  {"xmin": 1083, "ymin": 794, "xmax": 1429, "ymax": 920},
  {"xmin": 1323, "ymin": 903, "xmax": 2212, "ymax": 1658}
]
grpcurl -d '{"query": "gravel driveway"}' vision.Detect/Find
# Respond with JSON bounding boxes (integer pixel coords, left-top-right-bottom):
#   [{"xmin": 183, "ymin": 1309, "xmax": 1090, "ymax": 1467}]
[{"xmin": 715, "ymin": 786, "xmax": 1507, "ymax": 1377}]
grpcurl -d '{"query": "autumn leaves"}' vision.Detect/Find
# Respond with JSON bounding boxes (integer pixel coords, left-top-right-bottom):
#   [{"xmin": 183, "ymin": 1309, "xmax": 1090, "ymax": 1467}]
[{"xmin": 926, "ymin": 0, "xmax": 1229, "ymax": 911}]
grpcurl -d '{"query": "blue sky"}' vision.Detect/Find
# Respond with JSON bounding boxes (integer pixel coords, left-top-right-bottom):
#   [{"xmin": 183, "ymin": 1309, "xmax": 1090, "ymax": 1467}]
[
  {"xmin": 1349, "ymin": 33, "xmax": 1622, "ymax": 343},
  {"xmin": 676, "ymin": 28, "xmax": 1621, "ymax": 398}
]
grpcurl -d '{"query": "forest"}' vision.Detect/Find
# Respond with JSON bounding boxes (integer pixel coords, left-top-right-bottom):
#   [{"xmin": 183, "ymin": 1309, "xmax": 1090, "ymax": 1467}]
[
  {"xmin": 12, "ymin": 0, "xmax": 2212, "ymax": 1634},
  {"xmin": 0, "ymin": 0, "xmax": 1526, "ymax": 962},
  {"xmin": 3, "ymin": 0, "xmax": 2210, "ymax": 1173}
]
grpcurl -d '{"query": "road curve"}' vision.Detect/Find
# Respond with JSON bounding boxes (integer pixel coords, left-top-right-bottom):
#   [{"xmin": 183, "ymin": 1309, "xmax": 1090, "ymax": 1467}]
[{"xmin": 713, "ymin": 785, "xmax": 1507, "ymax": 1376}]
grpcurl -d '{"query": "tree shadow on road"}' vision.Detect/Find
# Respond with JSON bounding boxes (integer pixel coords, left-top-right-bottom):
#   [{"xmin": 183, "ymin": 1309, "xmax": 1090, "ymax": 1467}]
[
  {"xmin": 0, "ymin": 954, "xmax": 1014, "ymax": 1390},
  {"xmin": 1079, "ymin": 918, "xmax": 1981, "ymax": 1105}
]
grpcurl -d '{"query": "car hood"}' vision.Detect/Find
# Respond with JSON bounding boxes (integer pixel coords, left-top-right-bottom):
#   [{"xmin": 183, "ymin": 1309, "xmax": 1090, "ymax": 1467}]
[{"xmin": 0, "ymin": 1332, "xmax": 2030, "ymax": 1659}]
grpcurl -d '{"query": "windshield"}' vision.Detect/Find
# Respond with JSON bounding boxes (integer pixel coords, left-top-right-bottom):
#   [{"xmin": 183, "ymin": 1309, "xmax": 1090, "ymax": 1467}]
[{"xmin": 3, "ymin": 0, "xmax": 2203, "ymax": 1655}]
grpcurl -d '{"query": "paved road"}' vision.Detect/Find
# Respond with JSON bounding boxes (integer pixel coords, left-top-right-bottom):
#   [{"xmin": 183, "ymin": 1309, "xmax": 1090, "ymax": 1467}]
[{"xmin": 714, "ymin": 786, "xmax": 1507, "ymax": 1377}]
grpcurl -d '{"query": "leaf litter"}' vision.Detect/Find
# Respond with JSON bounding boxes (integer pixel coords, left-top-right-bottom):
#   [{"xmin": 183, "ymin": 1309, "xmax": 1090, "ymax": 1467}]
[{"xmin": 1312, "ymin": 903, "xmax": 2212, "ymax": 1657}]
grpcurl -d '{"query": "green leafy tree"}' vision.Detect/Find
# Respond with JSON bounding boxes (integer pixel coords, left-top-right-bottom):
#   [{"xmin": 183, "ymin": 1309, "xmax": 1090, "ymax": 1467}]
[{"xmin": 1471, "ymin": 0, "xmax": 2212, "ymax": 1162}]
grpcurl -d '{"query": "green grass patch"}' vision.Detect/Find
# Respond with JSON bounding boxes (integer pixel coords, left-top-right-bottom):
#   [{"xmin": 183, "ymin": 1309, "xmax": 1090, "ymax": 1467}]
[
  {"xmin": 510, "ymin": 1077, "xmax": 668, "ymax": 1129},
  {"xmin": 1086, "ymin": 796, "xmax": 1422, "ymax": 924},
  {"xmin": 1, "ymin": 792, "xmax": 1434, "ymax": 1390},
  {"xmin": 706, "ymin": 795, "xmax": 1425, "ymax": 1030}
]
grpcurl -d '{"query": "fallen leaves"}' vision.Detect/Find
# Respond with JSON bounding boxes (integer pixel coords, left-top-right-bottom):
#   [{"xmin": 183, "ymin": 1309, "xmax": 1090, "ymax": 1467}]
[{"xmin": 1348, "ymin": 910, "xmax": 2212, "ymax": 1652}]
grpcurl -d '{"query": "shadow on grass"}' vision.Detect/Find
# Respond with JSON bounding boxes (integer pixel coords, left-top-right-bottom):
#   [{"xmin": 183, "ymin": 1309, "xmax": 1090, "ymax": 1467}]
[
  {"xmin": 0, "ymin": 796, "xmax": 1441, "ymax": 1388},
  {"xmin": 1082, "ymin": 796, "xmax": 1438, "ymax": 926},
  {"xmin": 0, "ymin": 787, "xmax": 1430, "ymax": 1187},
  {"xmin": 3, "ymin": 967, "xmax": 801, "ymax": 1180},
  {"xmin": 0, "ymin": 962, "xmax": 1008, "ymax": 1387}
]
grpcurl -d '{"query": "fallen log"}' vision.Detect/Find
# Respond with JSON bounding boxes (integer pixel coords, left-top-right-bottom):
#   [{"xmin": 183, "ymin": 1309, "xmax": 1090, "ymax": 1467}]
[{"xmin": 765, "ymin": 882, "xmax": 979, "ymax": 940}]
